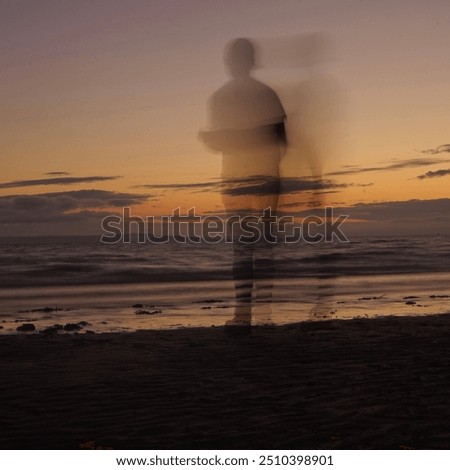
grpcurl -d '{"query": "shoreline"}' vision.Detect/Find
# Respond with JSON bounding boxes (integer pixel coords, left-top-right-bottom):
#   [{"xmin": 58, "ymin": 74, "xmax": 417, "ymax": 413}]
[
  {"xmin": 2, "ymin": 272, "xmax": 450, "ymax": 334},
  {"xmin": 2, "ymin": 313, "xmax": 450, "ymax": 449}
]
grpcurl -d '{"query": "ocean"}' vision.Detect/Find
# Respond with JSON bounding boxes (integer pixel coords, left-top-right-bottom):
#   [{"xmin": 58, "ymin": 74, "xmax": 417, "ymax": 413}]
[{"xmin": 1, "ymin": 235, "xmax": 450, "ymax": 334}]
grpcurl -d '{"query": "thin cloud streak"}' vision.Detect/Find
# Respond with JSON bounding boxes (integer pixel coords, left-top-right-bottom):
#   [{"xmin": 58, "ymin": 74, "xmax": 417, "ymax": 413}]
[
  {"xmin": 422, "ymin": 144, "xmax": 450, "ymax": 155},
  {"xmin": 326, "ymin": 158, "xmax": 449, "ymax": 177},
  {"xmin": 417, "ymin": 169, "xmax": 450, "ymax": 180},
  {"xmin": 294, "ymin": 198, "xmax": 450, "ymax": 222},
  {"xmin": 0, "ymin": 176, "xmax": 122, "ymax": 189},
  {"xmin": 135, "ymin": 181, "xmax": 220, "ymax": 191}
]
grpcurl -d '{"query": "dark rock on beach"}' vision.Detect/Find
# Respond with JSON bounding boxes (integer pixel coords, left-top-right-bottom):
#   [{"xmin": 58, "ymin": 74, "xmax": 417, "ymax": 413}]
[
  {"xmin": 63, "ymin": 323, "xmax": 83, "ymax": 332},
  {"xmin": 40, "ymin": 324, "xmax": 65, "ymax": 335},
  {"xmin": 16, "ymin": 323, "xmax": 36, "ymax": 332},
  {"xmin": 40, "ymin": 327, "xmax": 59, "ymax": 335}
]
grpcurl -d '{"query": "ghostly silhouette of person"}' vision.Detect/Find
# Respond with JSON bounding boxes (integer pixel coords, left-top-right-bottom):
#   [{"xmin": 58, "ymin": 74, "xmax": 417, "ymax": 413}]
[
  {"xmin": 290, "ymin": 33, "xmax": 342, "ymax": 320},
  {"xmin": 200, "ymin": 38, "xmax": 286, "ymax": 328}
]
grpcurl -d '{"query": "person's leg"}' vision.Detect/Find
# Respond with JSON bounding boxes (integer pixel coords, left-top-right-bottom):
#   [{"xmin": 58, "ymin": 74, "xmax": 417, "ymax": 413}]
[
  {"xmin": 253, "ymin": 187, "xmax": 279, "ymax": 324},
  {"xmin": 227, "ymin": 241, "xmax": 254, "ymax": 326},
  {"xmin": 254, "ymin": 241, "xmax": 276, "ymax": 324}
]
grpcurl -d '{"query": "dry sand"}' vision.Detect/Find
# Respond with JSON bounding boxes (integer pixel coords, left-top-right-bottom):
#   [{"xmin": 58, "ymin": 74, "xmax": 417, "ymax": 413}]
[{"xmin": 2, "ymin": 314, "xmax": 450, "ymax": 449}]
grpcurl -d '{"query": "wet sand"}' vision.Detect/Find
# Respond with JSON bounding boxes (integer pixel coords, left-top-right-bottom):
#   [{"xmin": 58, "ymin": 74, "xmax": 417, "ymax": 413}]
[{"xmin": 2, "ymin": 313, "xmax": 450, "ymax": 449}]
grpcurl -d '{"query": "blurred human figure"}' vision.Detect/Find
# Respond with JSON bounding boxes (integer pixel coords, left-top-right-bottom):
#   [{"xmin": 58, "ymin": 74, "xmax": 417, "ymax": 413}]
[
  {"xmin": 256, "ymin": 32, "xmax": 344, "ymax": 320},
  {"xmin": 288, "ymin": 33, "xmax": 340, "ymax": 184},
  {"xmin": 290, "ymin": 33, "xmax": 342, "ymax": 319},
  {"xmin": 200, "ymin": 38, "xmax": 287, "ymax": 329}
]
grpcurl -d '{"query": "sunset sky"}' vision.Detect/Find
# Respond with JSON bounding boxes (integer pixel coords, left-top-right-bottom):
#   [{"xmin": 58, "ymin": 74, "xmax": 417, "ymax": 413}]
[{"xmin": 2, "ymin": 0, "xmax": 450, "ymax": 236}]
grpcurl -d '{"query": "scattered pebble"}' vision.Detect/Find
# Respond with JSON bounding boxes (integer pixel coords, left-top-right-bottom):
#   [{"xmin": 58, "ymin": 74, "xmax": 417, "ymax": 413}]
[
  {"xmin": 35, "ymin": 306, "xmax": 57, "ymax": 313},
  {"xmin": 135, "ymin": 309, "xmax": 161, "ymax": 315},
  {"xmin": 79, "ymin": 440, "xmax": 113, "ymax": 450}
]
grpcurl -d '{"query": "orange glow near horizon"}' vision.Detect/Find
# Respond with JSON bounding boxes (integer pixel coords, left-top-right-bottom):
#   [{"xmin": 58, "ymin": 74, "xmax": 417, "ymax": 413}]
[{"xmin": 1, "ymin": 0, "xmax": 450, "ymax": 235}]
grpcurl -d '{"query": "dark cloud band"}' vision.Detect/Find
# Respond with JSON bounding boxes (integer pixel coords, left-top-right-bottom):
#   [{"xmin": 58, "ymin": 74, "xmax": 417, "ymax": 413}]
[
  {"xmin": 0, "ymin": 190, "xmax": 149, "ymax": 224},
  {"xmin": 137, "ymin": 176, "xmax": 351, "ymax": 197}
]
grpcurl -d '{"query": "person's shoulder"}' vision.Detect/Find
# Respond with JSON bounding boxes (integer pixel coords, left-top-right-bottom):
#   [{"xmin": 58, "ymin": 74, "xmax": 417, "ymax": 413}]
[
  {"xmin": 251, "ymin": 79, "xmax": 282, "ymax": 101},
  {"xmin": 249, "ymin": 78, "xmax": 276, "ymax": 93},
  {"xmin": 211, "ymin": 80, "xmax": 235, "ymax": 97},
  {"xmin": 208, "ymin": 81, "xmax": 235, "ymax": 109},
  {"xmin": 250, "ymin": 79, "xmax": 285, "ymax": 113}
]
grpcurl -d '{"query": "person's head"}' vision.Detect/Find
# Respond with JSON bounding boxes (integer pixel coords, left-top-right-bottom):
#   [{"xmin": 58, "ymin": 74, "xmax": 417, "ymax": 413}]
[
  {"xmin": 298, "ymin": 33, "xmax": 333, "ymax": 69},
  {"xmin": 224, "ymin": 38, "xmax": 255, "ymax": 78}
]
